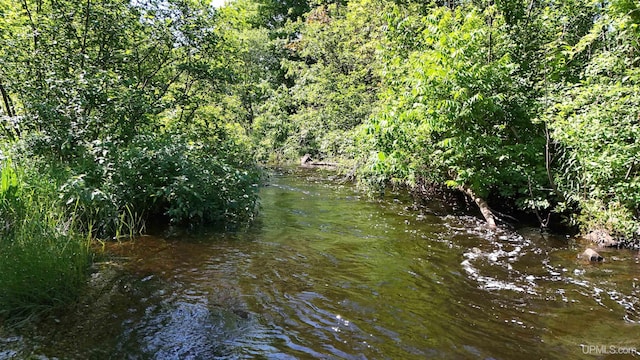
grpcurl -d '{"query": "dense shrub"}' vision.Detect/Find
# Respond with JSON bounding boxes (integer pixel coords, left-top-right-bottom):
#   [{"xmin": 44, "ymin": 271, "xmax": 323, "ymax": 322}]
[
  {"xmin": 541, "ymin": 2, "xmax": 640, "ymax": 238},
  {"xmin": 546, "ymin": 61, "xmax": 640, "ymax": 237},
  {"xmin": 58, "ymin": 133, "xmax": 261, "ymax": 238}
]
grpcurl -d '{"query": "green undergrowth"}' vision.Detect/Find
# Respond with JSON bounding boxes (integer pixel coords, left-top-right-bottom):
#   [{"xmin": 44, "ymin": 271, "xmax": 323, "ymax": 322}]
[
  {"xmin": 53, "ymin": 132, "xmax": 262, "ymax": 238},
  {"xmin": 0, "ymin": 157, "xmax": 91, "ymax": 321},
  {"xmin": 0, "ymin": 128, "xmax": 261, "ymax": 320}
]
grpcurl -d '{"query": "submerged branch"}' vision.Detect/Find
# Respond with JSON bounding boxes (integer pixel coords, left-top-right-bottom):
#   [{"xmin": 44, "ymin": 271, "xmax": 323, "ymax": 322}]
[{"xmin": 459, "ymin": 186, "xmax": 497, "ymax": 229}]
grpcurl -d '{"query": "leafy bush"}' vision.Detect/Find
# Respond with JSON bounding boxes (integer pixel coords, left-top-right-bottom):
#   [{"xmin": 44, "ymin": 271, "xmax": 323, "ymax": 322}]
[
  {"xmin": 546, "ymin": 65, "xmax": 640, "ymax": 237},
  {"xmin": 58, "ymin": 132, "xmax": 261, "ymax": 238},
  {"xmin": 116, "ymin": 133, "xmax": 261, "ymax": 226},
  {"xmin": 543, "ymin": 2, "xmax": 640, "ymax": 237}
]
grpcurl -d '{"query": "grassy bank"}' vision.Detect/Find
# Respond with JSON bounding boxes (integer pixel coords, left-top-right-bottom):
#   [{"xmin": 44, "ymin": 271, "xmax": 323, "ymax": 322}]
[
  {"xmin": 0, "ymin": 130, "xmax": 261, "ymax": 320},
  {"xmin": 0, "ymin": 158, "xmax": 91, "ymax": 320}
]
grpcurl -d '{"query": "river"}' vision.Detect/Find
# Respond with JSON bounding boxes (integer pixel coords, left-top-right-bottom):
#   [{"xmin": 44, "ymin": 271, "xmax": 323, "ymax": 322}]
[{"xmin": 1, "ymin": 168, "xmax": 640, "ymax": 359}]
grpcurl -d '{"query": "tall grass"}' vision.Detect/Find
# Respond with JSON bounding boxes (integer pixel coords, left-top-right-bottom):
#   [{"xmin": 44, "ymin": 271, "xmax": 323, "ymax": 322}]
[{"xmin": 0, "ymin": 159, "xmax": 91, "ymax": 320}]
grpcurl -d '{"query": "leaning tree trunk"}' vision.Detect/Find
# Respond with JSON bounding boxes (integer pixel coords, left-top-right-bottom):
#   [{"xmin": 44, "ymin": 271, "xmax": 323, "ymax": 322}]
[
  {"xmin": 0, "ymin": 81, "xmax": 14, "ymax": 118},
  {"xmin": 459, "ymin": 186, "xmax": 497, "ymax": 229}
]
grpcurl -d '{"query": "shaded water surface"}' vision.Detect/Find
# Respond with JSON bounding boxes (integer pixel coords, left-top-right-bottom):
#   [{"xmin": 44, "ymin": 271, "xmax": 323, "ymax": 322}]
[{"xmin": 2, "ymin": 168, "xmax": 640, "ymax": 359}]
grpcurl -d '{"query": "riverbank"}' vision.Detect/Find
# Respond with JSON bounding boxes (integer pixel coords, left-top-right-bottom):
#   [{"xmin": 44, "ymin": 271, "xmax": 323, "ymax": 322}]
[{"xmin": 292, "ymin": 158, "xmax": 637, "ymax": 252}]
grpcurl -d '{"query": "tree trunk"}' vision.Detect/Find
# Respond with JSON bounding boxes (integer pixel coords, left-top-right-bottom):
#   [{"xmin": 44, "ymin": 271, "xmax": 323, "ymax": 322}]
[
  {"xmin": 460, "ymin": 186, "xmax": 497, "ymax": 229},
  {"xmin": 80, "ymin": 0, "xmax": 92, "ymax": 69},
  {"xmin": 0, "ymin": 81, "xmax": 17, "ymax": 140},
  {"xmin": 0, "ymin": 82, "xmax": 14, "ymax": 118}
]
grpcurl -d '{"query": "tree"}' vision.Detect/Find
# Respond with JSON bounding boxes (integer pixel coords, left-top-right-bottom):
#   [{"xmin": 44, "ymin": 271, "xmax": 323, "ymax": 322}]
[
  {"xmin": 357, "ymin": 4, "xmax": 546, "ymax": 226},
  {"xmin": 253, "ymin": 0, "xmax": 311, "ymax": 28},
  {"xmin": 254, "ymin": 0, "xmax": 386, "ymax": 162}
]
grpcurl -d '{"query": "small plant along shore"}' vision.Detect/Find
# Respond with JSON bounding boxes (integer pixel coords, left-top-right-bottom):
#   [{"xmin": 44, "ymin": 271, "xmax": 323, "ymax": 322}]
[{"xmin": 1, "ymin": 0, "xmax": 639, "ymax": 320}]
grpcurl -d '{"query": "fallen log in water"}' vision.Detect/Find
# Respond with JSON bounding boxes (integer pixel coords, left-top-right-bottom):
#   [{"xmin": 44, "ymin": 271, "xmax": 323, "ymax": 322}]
[{"xmin": 300, "ymin": 154, "xmax": 339, "ymax": 169}]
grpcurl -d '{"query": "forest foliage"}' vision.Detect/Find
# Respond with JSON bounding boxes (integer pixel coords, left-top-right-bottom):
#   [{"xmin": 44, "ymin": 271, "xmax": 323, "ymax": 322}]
[
  {"xmin": 0, "ymin": 0, "xmax": 262, "ymax": 318},
  {"xmin": 0, "ymin": 0, "xmax": 261, "ymax": 236},
  {"xmin": 0, "ymin": 0, "xmax": 639, "ymax": 317},
  {"xmin": 245, "ymin": 0, "xmax": 640, "ymax": 241}
]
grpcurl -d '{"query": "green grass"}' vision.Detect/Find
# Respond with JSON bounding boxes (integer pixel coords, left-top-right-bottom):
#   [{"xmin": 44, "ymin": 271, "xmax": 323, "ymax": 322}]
[{"xmin": 0, "ymin": 160, "xmax": 92, "ymax": 321}]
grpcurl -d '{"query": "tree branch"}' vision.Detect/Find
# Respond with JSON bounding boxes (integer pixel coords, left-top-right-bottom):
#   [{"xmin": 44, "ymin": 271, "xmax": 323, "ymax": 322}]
[
  {"xmin": 0, "ymin": 81, "xmax": 15, "ymax": 118},
  {"xmin": 459, "ymin": 185, "xmax": 497, "ymax": 229}
]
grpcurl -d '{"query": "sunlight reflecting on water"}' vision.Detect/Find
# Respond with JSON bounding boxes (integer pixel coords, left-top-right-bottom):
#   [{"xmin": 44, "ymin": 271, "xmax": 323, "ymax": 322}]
[{"xmin": 2, "ymin": 168, "xmax": 640, "ymax": 359}]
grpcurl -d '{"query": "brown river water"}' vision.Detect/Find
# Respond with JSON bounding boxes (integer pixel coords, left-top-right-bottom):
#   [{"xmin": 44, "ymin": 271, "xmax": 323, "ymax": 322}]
[{"xmin": 2, "ymin": 168, "xmax": 640, "ymax": 359}]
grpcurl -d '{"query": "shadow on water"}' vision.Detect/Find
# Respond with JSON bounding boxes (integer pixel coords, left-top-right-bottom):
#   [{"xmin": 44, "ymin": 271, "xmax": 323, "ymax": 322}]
[{"xmin": 2, "ymin": 167, "xmax": 640, "ymax": 359}]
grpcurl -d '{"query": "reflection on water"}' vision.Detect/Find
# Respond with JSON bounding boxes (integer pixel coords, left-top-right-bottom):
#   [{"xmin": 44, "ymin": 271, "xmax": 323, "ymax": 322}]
[{"xmin": 2, "ymin": 168, "xmax": 640, "ymax": 359}]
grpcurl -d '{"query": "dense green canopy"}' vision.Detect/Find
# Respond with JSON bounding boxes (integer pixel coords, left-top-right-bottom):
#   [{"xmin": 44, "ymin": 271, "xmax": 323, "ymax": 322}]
[
  {"xmin": 0, "ymin": 0, "xmax": 639, "ymax": 282},
  {"xmin": 0, "ymin": 0, "xmax": 639, "ymax": 320}
]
